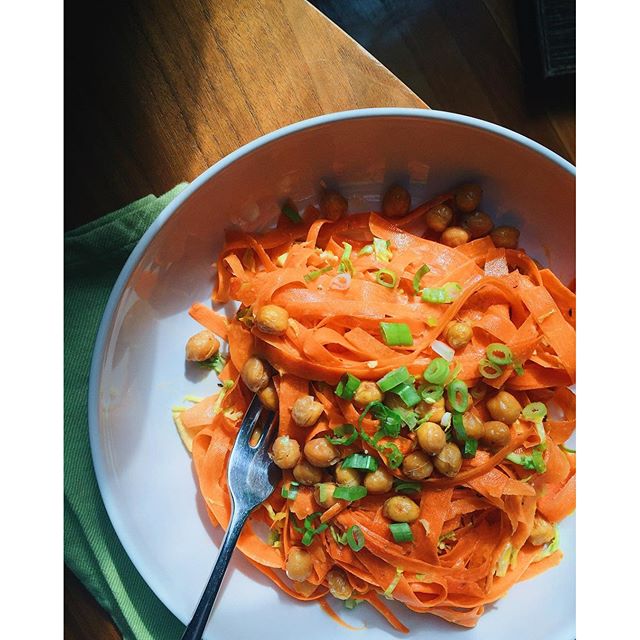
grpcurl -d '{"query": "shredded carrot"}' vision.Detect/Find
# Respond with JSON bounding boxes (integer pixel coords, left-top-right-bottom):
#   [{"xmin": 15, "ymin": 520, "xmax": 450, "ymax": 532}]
[{"xmin": 181, "ymin": 184, "xmax": 575, "ymax": 631}]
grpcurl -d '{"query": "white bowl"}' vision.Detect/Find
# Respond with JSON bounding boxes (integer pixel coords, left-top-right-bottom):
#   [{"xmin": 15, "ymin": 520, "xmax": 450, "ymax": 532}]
[{"xmin": 89, "ymin": 108, "xmax": 575, "ymax": 640}]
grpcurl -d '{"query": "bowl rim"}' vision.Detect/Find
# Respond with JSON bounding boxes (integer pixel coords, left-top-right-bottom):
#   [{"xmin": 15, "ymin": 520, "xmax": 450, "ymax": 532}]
[{"xmin": 88, "ymin": 107, "xmax": 576, "ymax": 627}]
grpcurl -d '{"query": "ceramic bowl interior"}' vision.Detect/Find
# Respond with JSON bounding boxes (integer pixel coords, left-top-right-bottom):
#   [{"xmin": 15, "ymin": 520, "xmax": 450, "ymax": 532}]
[{"xmin": 90, "ymin": 109, "xmax": 575, "ymax": 640}]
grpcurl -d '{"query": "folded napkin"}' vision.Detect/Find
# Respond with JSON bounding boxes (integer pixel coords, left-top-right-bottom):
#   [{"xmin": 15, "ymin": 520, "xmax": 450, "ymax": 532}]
[{"xmin": 65, "ymin": 185, "xmax": 187, "ymax": 639}]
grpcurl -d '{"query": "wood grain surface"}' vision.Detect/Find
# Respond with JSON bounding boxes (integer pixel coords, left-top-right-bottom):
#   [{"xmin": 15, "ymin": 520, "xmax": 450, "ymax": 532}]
[{"xmin": 64, "ymin": 0, "xmax": 425, "ymax": 230}]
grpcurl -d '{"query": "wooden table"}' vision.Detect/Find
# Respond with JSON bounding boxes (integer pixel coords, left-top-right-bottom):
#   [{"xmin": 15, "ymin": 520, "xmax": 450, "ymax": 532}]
[{"xmin": 65, "ymin": 1, "xmax": 424, "ymax": 637}]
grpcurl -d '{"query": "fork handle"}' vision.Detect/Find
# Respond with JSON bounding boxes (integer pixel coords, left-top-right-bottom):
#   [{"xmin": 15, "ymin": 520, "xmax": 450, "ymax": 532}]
[{"xmin": 180, "ymin": 508, "xmax": 250, "ymax": 640}]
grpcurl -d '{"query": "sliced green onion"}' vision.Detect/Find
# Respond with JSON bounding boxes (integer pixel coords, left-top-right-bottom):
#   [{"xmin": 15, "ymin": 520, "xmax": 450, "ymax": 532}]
[
  {"xmin": 394, "ymin": 480, "xmax": 421, "ymax": 493},
  {"xmin": 333, "ymin": 485, "xmax": 368, "ymax": 501},
  {"xmin": 389, "ymin": 522, "xmax": 414, "ymax": 543},
  {"xmin": 513, "ymin": 360, "xmax": 525, "ymax": 376},
  {"xmin": 358, "ymin": 244, "xmax": 374, "ymax": 256},
  {"xmin": 326, "ymin": 423, "xmax": 358, "ymax": 446},
  {"xmin": 421, "ymin": 282, "xmax": 461, "ymax": 304},
  {"xmin": 375, "ymin": 268, "xmax": 398, "ymax": 288},
  {"xmin": 338, "ymin": 242, "xmax": 354, "ymax": 275},
  {"xmin": 344, "ymin": 598, "xmax": 360, "ymax": 610},
  {"xmin": 331, "ymin": 526, "xmax": 348, "ymax": 545},
  {"xmin": 335, "ymin": 373, "xmax": 361, "ymax": 400},
  {"xmin": 479, "ymin": 358, "xmax": 503, "ymax": 379},
  {"xmin": 281, "ymin": 481, "xmax": 300, "ymax": 500},
  {"xmin": 357, "ymin": 401, "xmax": 403, "ymax": 437},
  {"xmin": 380, "ymin": 442, "xmax": 404, "ymax": 469},
  {"xmin": 290, "ymin": 514, "xmax": 305, "ymax": 533},
  {"xmin": 341, "ymin": 453, "xmax": 379, "ymax": 472},
  {"xmin": 391, "ymin": 406, "xmax": 418, "ymax": 429},
  {"xmin": 373, "ymin": 237, "xmax": 392, "ymax": 262},
  {"xmin": 486, "ymin": 343, "xmax": 513, "ymax": 366},
  {"xmin": 419, "ymin": 383, "xmax": 444, "ymax": 404},
  {"xmin": 282, "ymin": 202, "xmax": 302, "ymax": 223},
  {"xmin": 383, "ymin": 567, "xmax": 404, "ymax": 598},
  {"xmin": 317, "ymin": 484, "xmax": 332, "ymax": 504},
  {"xmin": 559, "ymin": 444, "xmax": 576, "ymax": 454},
  {"xmin": 377, "ymin": 366, "xmax": 411, "ymax": 392},
  {"xmin": 506, "ymin": 448, "xmax": 547, "ymax": 473},
  {"xmin": 522, "ymin": 402, "xmax": 548, "ymax": 422},
  {"xmin": 426, "ymin": 316, "xmax": 438, "ymax": 327},
  {"xmin": 444, "ymin": 362, "xmax": 462, "ymax": 386},
  {"xmin": 300, "ymin": 512, "xmax": 328, "ymax": 546},
  {"xmin": 447, "ymin": 379, "xmax": 469, "ymax": 413},
  {"xmin": 413, "ymin": 264, "xmax": 431, "ymax": 293},
  {"xmin": 304, "ymin": 265, "xmax": 333, "ymax": 282},
  {"xmin": 346, "ymin": 525, "xmax": 365, "ymax": 551},
  {"xmin": 423, "ymin": 358, "xmax": 450, "ymax": 385},
  {"xmin": 198, "ymin": 353, "xmax": 227, "ymax": 374},
  {"xmin": 463, "ymin": 438, "xmax": 478, "ymax": 458},
  {"xmin": 452, "ymin": 412, "xmax": 467, "ymax": 441},
  {"xmin": 389, "ymin": 381, "xmax": 421, "ymax": 407},
  {"xmin": 380, "ymin": 322, "xmax": 413, "ymax": 346}
]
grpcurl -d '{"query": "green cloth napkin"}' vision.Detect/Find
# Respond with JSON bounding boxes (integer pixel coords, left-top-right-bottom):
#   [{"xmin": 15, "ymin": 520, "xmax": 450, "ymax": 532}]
[{"xmin": 65, "ymin": 185, "xmax": 188, "ymax": 640}]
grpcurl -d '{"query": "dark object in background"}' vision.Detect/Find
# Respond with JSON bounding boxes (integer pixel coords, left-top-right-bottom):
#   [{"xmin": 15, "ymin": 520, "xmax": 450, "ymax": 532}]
[{"xmin": 516, "ymin": 0, "xmax": 575, "ymax": 106}]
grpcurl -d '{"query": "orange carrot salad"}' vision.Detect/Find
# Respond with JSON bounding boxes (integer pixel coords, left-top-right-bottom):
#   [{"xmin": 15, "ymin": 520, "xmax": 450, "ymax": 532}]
[{"xmin": 176, "ymin": 182, "xmax": 576, "ymax": 631}]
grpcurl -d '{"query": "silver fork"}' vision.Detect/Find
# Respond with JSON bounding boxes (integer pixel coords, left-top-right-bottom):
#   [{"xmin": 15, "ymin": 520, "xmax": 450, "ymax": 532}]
[{"xmin": 181, "ymin": 394, "xmax": 281, "ymax": 640}]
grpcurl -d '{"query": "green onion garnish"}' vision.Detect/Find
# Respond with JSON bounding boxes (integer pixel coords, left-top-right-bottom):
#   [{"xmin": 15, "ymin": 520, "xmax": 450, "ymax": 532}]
[
  {"xmin": 341, "ymin": 453, "xmax": 379, "ymax": 472},
  {"xmin": 380, "ymin": 322, "xmax": 413, "ymax": 346},
  {"xmin": 506, "ymin": 449, "xmax": 547, "ymax": 473},
  {"xmin": 358, "ymin": 244, "xmax": 374, "ymax": 256},
  {"xmin": 338, "ymin": 242, "xmax": 354, "ymax": 275},
  {"xmin": 346, "ymin": 525, "xmax": 365, "ymax": 551},
  {"xmin": 513, "ymin": 360, "xmax": 525, "ymax": 376},
  {"xmin": 380, "ymin": 442, "xmax": 404, "ymax": 469},
  {"xmin": 333, "ymin": 485, "xmax": 368, "ymax": 501},
  {"xmin": 389, "ymin": 522, "xmax": 414, "ymax": 543},
  {"xmin": 335, "ymin": 373, "xmax": 361, "ymax": 400},
  {"xmin": 389, "ymin": 381, "xmax": 421, "ymax": 407},
  {"xmin": 304, "ymin": 265, "xmax": 333, "ymax": 282},
  {"xmin": 413, "ymin": 264, "xmax": 431, "ymax": 293},
  {"xmin": 421, "ymin": 282, "xmax": 461, "ymax": 304},
  {"xmin": 452, "ymin": 412, "xmax": 467, "ymax": 441},
  {"xmin": 344, "ymin": 598, "xmax": 360, "ymax": 610},
  {"xmin": 282, "ymin": 202, "xmax": 302, "ymax": 223},
  {"xmin": 358, "ymin": 401, "xmax": 404, "ymax": 437},
  {"xmin": 447, "ymin": 379, "xmax": 469, "ymax": 413},
  {"xmin": 281, "ymin": 481, "xmax": 300, "ymax": 500},
  {"xmin": 419, "ymin": 383, "xmax": 444, "ymax": 404},
  {"xmin": 559, "ymin": 444, "xmax": 576, "ymax": 454},
  {"xmin": 393, "ymin": 480, "xmax": 421, "ymax": 493},
  {"xmin": 486, "ymin": 343, "xmax": 513, "ymax": 366},
  {"xmin": 300, "ymin": 512, "xmax": 329, "ymax": 545},
  {"xmin": 391, "ymin": 406, "xmax": 418, "ymax": 429},
  {"xmin": 479, "ymin": 358, "xmax": 503, "ymax": 379},
  {"xmin": 375, "ymin": 268, "xmax": 398, "ymax": 288},
  {"xmin": 522, "ymin": 402, "xmax": 547, "ymax": 422},
  {"xmin": 377, "ymin": 366, "xmax": 411, "ymax": 392},
  {"xmin": 463, "ymin": 438, "xmax": 478, "ymax": 458},
  {"xmin": 423, "ymin": 358, "xmax": 450, "ymax": 385},
  {"xmin": 325, "ymin": 423, "xmax": 358, "ymax": 446},
  {"xmin": 198, "ymin": 352, "xmax": 227, "ymax": 374},
  {"xmin": 426, "ymin": 316, "xmax": 439, "ymax": 327},
  {"xmin": 317, "ymin": 484, "xmax": 332, "ymax": 504},
  {"xmin": 373, "ymin": 237, "xmax": 392, "ymax": 262}
]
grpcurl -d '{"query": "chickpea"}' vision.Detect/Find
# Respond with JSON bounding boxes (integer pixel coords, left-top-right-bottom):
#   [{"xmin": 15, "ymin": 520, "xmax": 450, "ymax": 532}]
[
  {"xmin": 383, "ymin": 496, "xmax": 420, "ymax": 523},
  {"xmin": 314, "ymin": 482, "xmax": 339, "ymax": 508},
  {"xmin": 185, "ymin": 329, "xmax": 219, "ymax": 362},
  {"xmin": 353, "ymin": 381, "xmax": 384, "ymax": 410},
  {"xmin": 257, "ymin": 383, "xmax": 278, "ymax": 411},
  {"xmin": 434, "ymin": 442, "xmax": 462, "ymax": 477},
  {"xmin": 335, "ymin": 462, "xmax": 361, "ymax": 487},
  {"xmin": 486, "ymin": 391, "xmax": 522, "ymax": 425},
  {"xmin": 482, "ymin": 421, "xmax": 511, "ymax": 448},
  {"xmin": 416, "ymin": 421, "xmax": 446, "ymax": 455},
  {"xmin": 528, "ymin": 516, "xmax": 555, "ymax": 546},
  {"xmin": 291, "ymin": 395, "xmax": 324, "ymax": 427},
  {"xmin": 426, "ymin": 398, "xmax": 445, "ymax": 423},
  {"xmin": 454, "ymin": 183, "xmax": 482, "ymax": 213},
  {"xmin": 441, "ymin": 226, "xmax": 470, "ymax": 248},
  {"xmin": 304, "ymin": 438, "xmax": 340, "ymax": 467},
  {"xmin": 445, "ymin": 321, "xmax": 472, "ymax": 349},
  {"xmin": 286, "ymin": 547, "xmax": 314, "ymax": 582},
  {"xmin": 364, "ymin": 467, "xmax": 394, "ymax": 494},
  {"xmin": 255, "ymin": 304, "xmax": 289, "ymax": 335},
  {"xmin": 382, "ymin": 184, "xmax": 411, "ymax": 218},
  {"xmin": 326, "ymin": 568, "xmax": 353, "ymax": 600},
  {"xmin": 425, "ymin": 203, "xmax": 454, "ymax": 232},
  {"xmin": 293, "ymin": 459, "xmax": 322, "ymax": 485},
  {"xmin": 241, "ymin": 356, "xmax": 270, "ymax": 392},
  {"xmin": 271, "ymin": 436, "xmax": 301, "ymax": 469},
  {"xmin": 402, "ymin": 451, "xmax": 433, "ymax": 480},
  {"xmin": 462, "ymin": 412, "xmax": 484, "ymax": 440},
  {"xmin": 320, "ymin": 190, "xmax": 348, "ymax": 221},
  {"xmin": 491, "ymin": 225, "xmax": 520, "ymax": 249},
  {"xmin": 462, "ymin": 211, "xmax": 493, "ymax": 238}
]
